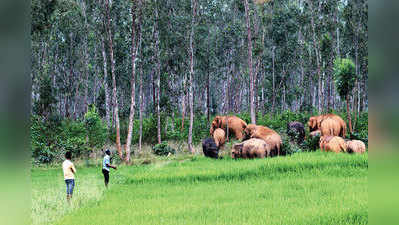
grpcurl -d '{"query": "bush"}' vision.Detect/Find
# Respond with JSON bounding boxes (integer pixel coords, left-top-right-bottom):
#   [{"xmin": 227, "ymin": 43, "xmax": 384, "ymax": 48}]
[
  {"xmin": 152, "ymin": 141, "xmax": 176, "ymax": 156},
  {"xmin": 84, "ymin": 105, "xmax": 108, "ymax": 149}
]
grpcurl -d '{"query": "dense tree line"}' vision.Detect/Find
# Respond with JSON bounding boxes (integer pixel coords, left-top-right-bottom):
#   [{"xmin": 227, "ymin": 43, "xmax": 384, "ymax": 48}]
[{"xmin": 31, "ymin": 0, "xmax": 368, "ymax": 161}]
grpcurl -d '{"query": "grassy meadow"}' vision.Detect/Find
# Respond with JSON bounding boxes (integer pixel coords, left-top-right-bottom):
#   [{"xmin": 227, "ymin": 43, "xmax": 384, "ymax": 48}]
[{"xmin": 32, "ymin": 151, "xmax": 367, "ymax": 225}]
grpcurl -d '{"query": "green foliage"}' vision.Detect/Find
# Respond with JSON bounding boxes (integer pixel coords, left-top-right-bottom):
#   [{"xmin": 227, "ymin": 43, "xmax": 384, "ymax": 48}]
[
  {"xmin": 333, "ymin": 58, "xmax": 357, "ymax": 99},
  {"xmin": 152, "ymin": 141, "xmax": 176, "ymax": 156},
  {"xmin": 84, "ymin": 105, "xmax": 108, "ymax": 149},
  {"xmin": 33, "ymin": 74, "xmax": 57, "ymax": 117}
]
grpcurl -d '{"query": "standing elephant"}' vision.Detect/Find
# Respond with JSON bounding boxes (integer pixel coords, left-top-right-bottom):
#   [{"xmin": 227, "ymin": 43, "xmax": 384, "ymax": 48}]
[
  {"xmin": 231, "ymin": 138, "xmax": 271, "ymax": 159},
  {"xmin": 210, "ymin": 115, "xmax": 247, "ymax": 140},
  {"xmin": 287, "ymin": 121, "xmax": 305, "ymax": 144},
  {"xmin": 308, "ymin": 114, "xmax": 347, "ymax": 137},
  {"xmin": 242, "ymin": 124, "xmax": 282, "ymax": 156}
]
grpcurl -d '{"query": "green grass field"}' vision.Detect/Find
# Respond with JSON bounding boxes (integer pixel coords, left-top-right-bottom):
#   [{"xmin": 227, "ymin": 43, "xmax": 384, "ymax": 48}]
[{"xmin": 32, "ymin": 152, "xmax": 368, "ymax": 225}]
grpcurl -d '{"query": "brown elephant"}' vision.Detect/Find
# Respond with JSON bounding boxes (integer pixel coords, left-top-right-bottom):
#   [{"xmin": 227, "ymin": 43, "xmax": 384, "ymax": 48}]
[
  {"xmin": 319, "ymin": 136, "xmax": 347, "ymax": 153},
  {"xmin": 213, "ymin": 128, "xmax": 226, "ymax": 147},
  {"xmin": 308, "ymin": 114, "xmax": 347, "ymax": 137},
  {"xmin": 320, "ymin": 117, "xmax": 342, "ymax": 137},
  {"xmin": 242, "ymin": 124, "xmax": 282, "ymax": 156},
  {"xmin": 210, "ymin": 115, "xmax": 247, "ymax": 140},
  {"xmin": 346, "ymin": 140, "xmax": 366, "ymax": 154},
  {"xmin": 231, "ymin": 138, "xmax": 271, "ymax": 159}
]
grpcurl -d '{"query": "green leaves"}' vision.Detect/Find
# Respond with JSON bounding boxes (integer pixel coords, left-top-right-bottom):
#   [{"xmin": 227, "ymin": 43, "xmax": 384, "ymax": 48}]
[{"xmin": 333, "ymin": 58, "xmax": 357, "ymax": 99}]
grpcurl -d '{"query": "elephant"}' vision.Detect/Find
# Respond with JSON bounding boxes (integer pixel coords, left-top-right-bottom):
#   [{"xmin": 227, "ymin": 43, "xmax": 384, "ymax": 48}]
[
  {"xmin": 242, "ymin": 124, "xmax": 282, "ymax": 156},
  {"xmin": 346, "ymin": 140, "xmax": 366, "ymax": 154},
  {"xmin": 319, "ymin": 136, "xmax": 347, "ymax": 153},
  {"xmin": 287, "ymin": 121, "xmax": 305, "ymax": 144},
  {"xmin": 202, "ymin": 137, "xmax": 220, "ymax": 159},
  {"xmin": 213, "ymin": 128, "xmax": 226, "ymax": 147},
  {"xmin": 231, "ymin": 138, "xmax": 271, "ymax": 159},
  {"xmin": 308, "ymin": 114, "xmax": 347, "ymax": 137},
  {"xmin": 210, "ymin": 115, "xmax": 247, "ymax": 140},
  {"xmin": 320, "ymin": 117, "xmax": 342, "ymax": 137}
]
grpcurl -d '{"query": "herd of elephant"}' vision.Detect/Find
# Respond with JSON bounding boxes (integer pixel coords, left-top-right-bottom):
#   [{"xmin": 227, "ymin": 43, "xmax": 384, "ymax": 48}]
[{"xmin": 202, "ymin": 114, "xmax": 366, "ymax": 159}]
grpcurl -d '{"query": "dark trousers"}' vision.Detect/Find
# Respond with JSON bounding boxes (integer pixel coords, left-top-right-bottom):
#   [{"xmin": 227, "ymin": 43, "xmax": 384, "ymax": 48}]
[{"xmin": 102, "ymin": 169, "xmax": 109, "ymax": 186}]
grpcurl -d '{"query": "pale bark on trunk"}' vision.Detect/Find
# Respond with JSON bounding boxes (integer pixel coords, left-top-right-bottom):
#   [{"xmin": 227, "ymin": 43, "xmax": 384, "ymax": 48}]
[
  {"xmin": 309, "ymin": 0, "xmax": 322, "ymax": 113},
  {"xmin": 244, "ymin": 0, "xmax": 255, "ymax": 124},
  {"xmin": 271, "ymin": 46, "xmax": 276, "ymax": 115},
  {"xmin": 82, "ymin": 1, "xmax": 89, "ymax": 113},
  {"xmin": 101, "ymin": 36, "xmax": 111, "ymax": 128},
  {"xmin": 125, "ymin": 1, "xmax": 141, "ymax": 162},
  {"xmin": 155, "ymin": 3, "xmax": 161, "ymax": 144},
  {"xmin": 188, "ymin": 0, "xmax": 197, "ymax": 154},
  {"xmin": 105, "ymin": 0, "xmax": 122, "ymax": 159},
  {"xmin": 138, "ymin": 54, "xmax": 144, "ymax": 154},
  {"xmin": 346, "ymin": 94, "xmax": 353, "ymax": 134}
]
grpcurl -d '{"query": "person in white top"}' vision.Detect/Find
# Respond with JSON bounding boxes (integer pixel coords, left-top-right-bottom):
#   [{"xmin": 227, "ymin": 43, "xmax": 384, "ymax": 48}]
[{"xmin": 62, "ymin": 151, "xmax": 76, "ymax": 202}]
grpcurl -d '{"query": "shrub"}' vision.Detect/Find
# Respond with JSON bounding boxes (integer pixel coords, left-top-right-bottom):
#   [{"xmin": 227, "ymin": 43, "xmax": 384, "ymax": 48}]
[
  {"xmin": 84, "ymin": 105, "xmax": 108, "ymax": 149},
  {"xmin": 152, "ymin": 141, "xmax": 176, "ymax": 156}
]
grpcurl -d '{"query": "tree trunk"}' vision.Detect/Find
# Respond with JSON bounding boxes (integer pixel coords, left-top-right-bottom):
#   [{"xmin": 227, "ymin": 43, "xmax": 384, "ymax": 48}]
[
  {"xmin": 346, "ymin": 94, "xmax": 353, "ymax": 134},
  {"xmin": 181, "ymin": 77, "xmax": 186, "ymax": 131},
  {"xmin": 271, "ymin": 46, "xmax": 276, "ymax": 115},
  {"xmin": 244, "ymin": 0, "xmax": 255, "ymax": 124},
  {"xmin": 82, "ymin": 1, "xmax": 89, "ymax": 113},
  {"xmin": 138, "ymin": 51, "xmax": 144, "ymax": 154},
  {"xmin": 101, "ymin": 36, "xmax": 111, "ymax": 128},
  {"xmin": 105, "ymin": 0, "xmax": 122, "ymax": 159},
  {"xmin": 188, "ymin": 0, "xmax": 197, "ymax": 154},
  {"xmin": 125, "ymin": 1, "xmax": 141, "ymax": 162},
  {"xmin": 155, "ymin": 3, "xmax": 161, "ymax": 145}
]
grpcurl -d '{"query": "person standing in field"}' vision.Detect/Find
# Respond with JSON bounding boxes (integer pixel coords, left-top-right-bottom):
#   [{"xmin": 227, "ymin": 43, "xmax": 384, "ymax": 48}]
[
  {"xmin": 62, "ymin": 151, "xmax": 76, "ymax": 203},
  {"xmin": 102, "ymin": 149, "xmax": 117, "ymax": 188}
]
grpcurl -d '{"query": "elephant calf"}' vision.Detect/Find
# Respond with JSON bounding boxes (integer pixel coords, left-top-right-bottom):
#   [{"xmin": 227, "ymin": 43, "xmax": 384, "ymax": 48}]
[
  {"xmin": 213, "ymin": 128, "xmax": 226, "ymax": 147},
  {"xmin": 202, "ymin": 137, "xmax": 220, "ymax": 159},
  {"xmin": 232, "ymin": 138, "xmax": 271, "ymax": 159},
  {"xmin": 346, "ymin": 140, "xmax": 366, "ymax": 154},
  {"xmin": 319, "ymin": 136, "xmax": 347, "ymax": 153}
]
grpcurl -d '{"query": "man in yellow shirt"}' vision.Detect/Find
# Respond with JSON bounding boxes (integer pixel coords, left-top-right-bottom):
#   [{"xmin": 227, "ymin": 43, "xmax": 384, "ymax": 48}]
[{"xmin": 62, "ymin": 151, "xmax": 76, "ymax": 202}]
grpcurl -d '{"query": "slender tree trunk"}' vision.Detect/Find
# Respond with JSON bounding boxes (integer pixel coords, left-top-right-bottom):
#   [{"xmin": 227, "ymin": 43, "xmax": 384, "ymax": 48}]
[
  {"xmin": 309, "ymin": 0, "xmax": 322, "ymax": 113},
  {"xmin": 101, "ymin": 37, "xmax": 111, "ymax": 128},
  {"xmin": 188, "ymin": 0, "xmax": 197, "ymax": 154},
  {"xmin": 346, "ymin": 94, "xmax": 353, "ymax": 134},
  {"xmin": 125, "ymin": 1, "xmax": 141, "ymax": 162},
  {"xmin": 105, "ymin": 0, "xmax": 122, "ymax": 159},
  {"xmin": 138, "ymin": 53, "xmax": 144, "ymax": 154},
  {"xmin": 244, "ymin": 0, "xmax": 255, "ymax": 124},
  {"xmin": 181, "ymin": 76, "xmax": 186, "ymax": 131},
  {"xmin": 155, "ymin": 3, "xmax": 161, "ymax": 144},
  {"xmin": 82, "ymin": 1, "xmax": 89, "ymax": 113},
  {"xmin": 271, "ymin": 46, "xmax": 276, "ymax": 115}
]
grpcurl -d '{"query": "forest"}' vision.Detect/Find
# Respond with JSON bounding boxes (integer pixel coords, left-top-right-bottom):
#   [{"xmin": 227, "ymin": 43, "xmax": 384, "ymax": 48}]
[{"xmin": 31, "ymin": 0, "xmax": 368, "ymax": 163}]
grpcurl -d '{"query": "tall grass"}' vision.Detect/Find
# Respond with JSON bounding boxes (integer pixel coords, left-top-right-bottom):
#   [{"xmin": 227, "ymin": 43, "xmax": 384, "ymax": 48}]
[{"xmin": 32, "ymin": 152, "xmax": 367, "ymax": 225}]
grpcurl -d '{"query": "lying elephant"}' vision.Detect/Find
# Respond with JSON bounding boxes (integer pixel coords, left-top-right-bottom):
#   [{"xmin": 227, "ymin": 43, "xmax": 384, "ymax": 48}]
[
  {"xmin": 231, "ymin": 138, "xmax": 271, "ymax": 159},
  {"xmin": 319, "ymin": 136, "xmax": 347, "ymax": 153},
  {"xmin": 346, "ymin": 140, "xmax": 366, "ymax": 154},
  {"xmin": 202, "ymin": 137, "xmax": 220, "ymax": 159}
]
